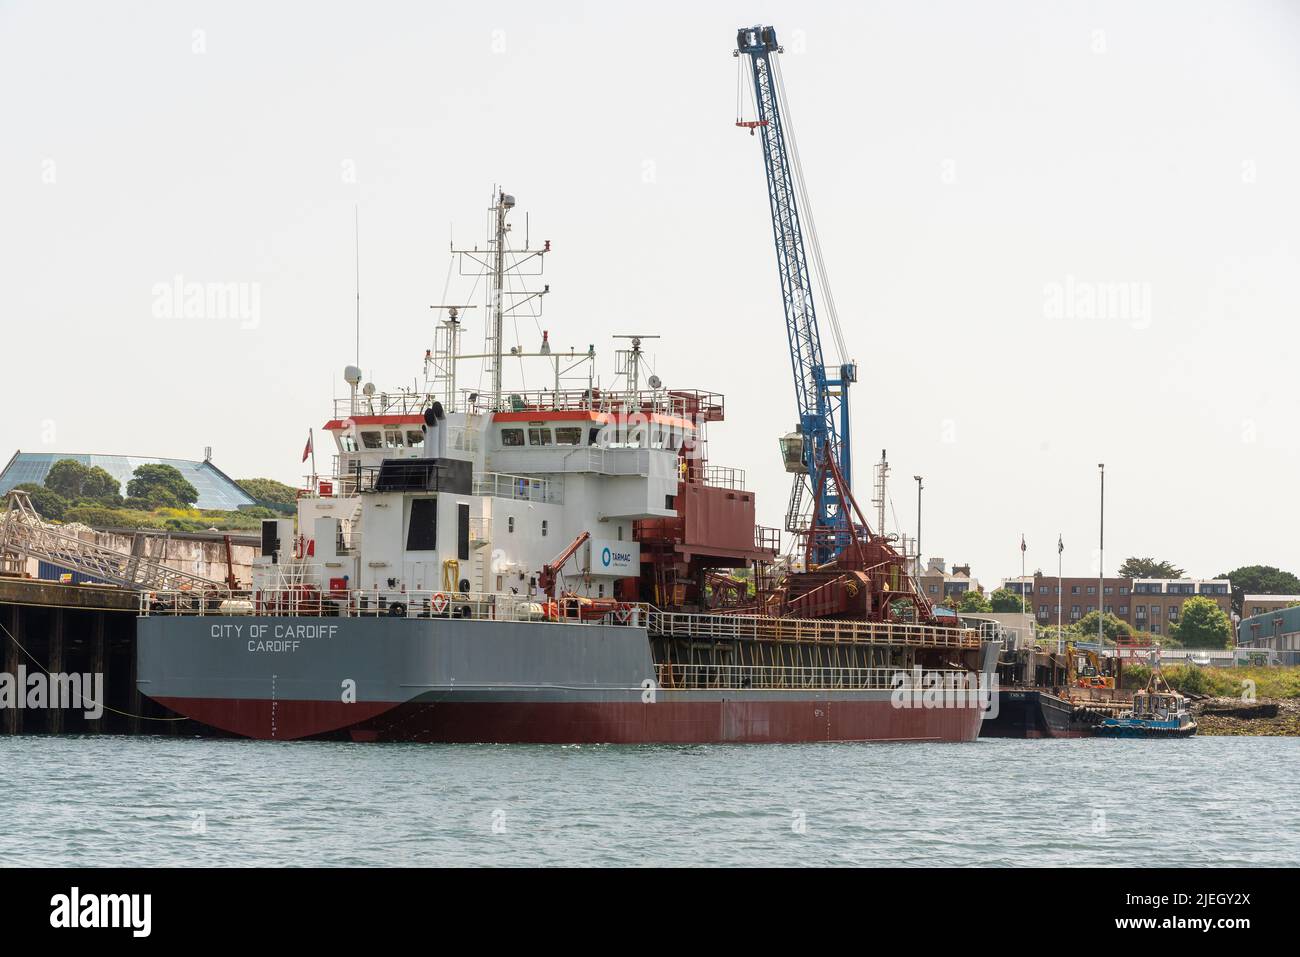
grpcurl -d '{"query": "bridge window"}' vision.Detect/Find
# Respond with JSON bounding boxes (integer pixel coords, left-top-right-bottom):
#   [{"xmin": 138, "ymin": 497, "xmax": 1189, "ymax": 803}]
[
  {"xmin": 528, "ymin": 427, "xmax": 552, "ymax": 446},
  {"xmin": 361, "ymin": 431, "xmax": 383, "ymax": 449},
  {"xmin": 405, "ymin": 430, "xmax": 425, "ymax": 448},
  {"xmin": 501, "ymin": 428, "xmax": 525, "ymax": 447},
  {"xmin": 554, "ymin": 427, "xmax": 582, "ymax": 445},
  {"xmin": 384, "ymin": 430, "xmax": 403, "ymax": 449},
  {"xmin": 339, "ymin": 433, "xmax": 358, "ymax": 453}
]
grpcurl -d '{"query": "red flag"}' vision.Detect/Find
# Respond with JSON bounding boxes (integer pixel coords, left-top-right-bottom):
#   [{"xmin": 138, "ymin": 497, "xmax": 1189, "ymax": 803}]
[{"xmin": 302, "ymin": 431, "xmax": 313, "ymax": 463}]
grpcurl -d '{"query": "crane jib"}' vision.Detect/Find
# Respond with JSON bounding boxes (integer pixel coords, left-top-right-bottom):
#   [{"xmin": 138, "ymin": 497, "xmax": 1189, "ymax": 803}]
[{"xmin": 735, "ymin": 25, "xmax": 856, "ymax": 559}]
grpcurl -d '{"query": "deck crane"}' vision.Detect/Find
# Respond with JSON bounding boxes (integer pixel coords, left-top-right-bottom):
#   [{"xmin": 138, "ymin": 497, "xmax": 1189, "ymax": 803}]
[
  {"xmin": 538, "ymin": 531, "xmax": 591, "ymax": 600},
  {"xmin": 733, "ymin": 25, "xmax": 857, "ymax": 565}
]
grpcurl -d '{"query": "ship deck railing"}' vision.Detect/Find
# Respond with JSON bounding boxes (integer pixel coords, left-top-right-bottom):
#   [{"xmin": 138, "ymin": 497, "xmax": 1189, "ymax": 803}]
[
  {"xmin": 329, "ymin": 388, "xmax": 727, "ymax": 423},
  {"xmin": 471, "ymin": 471, "xmax": 563, "ymax": 504},
  {"xmin": 464, "ymin": 387, "xmax": 726, "ymax": 422},
  {"xmin": 654, "ymin": 663, "xmax": 977, "ymax": 692},
  {"xmin": 137, "ymin": 587, "xmax": 641, "ymax": 626},
  {"xmin": 293, "ymin": 467, "xmax": 562, "ymax": 505},
  {"xmin": 645, "ymin": 609, "xmax": 980, "ymax": 649},
  {"xmin": 137, "ymin": 590, "xmax": 980, "ymax": 650}
]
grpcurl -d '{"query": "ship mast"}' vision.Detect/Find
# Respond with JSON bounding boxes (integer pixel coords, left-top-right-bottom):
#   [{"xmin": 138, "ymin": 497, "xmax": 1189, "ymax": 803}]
[
  {"xmin": 489, "ymin": 190, "xmax": 510, "ymax": 407},
  {"xmin": 450, "ymin": 188, "xmax": 552, "ymax": 411}
]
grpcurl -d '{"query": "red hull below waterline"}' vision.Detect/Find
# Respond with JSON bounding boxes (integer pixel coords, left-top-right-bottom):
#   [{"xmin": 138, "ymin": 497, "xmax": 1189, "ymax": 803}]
[{"xmin": 151, "ymin": 696, "xmax": 984, "ymax": 744}]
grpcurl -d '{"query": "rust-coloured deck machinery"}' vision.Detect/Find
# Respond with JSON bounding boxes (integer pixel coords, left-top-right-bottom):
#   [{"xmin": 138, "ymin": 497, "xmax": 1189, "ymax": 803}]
[{"xmin": 774, "ymin": 449, "xmax": 936, "ymax": 624}]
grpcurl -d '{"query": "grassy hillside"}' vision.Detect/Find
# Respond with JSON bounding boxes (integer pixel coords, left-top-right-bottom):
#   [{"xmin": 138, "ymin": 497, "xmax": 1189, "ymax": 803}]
[
  {"xmin": 63, "ymin": 505, "xmax": 277, "ymax": 534},
  {"xmin": 1122, "ymin": 664, "xmax": 1300, "ymax": 699}
]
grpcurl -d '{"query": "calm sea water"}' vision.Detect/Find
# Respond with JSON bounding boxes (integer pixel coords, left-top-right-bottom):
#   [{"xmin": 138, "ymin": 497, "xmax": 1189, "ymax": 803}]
[{"xmin": 1, "ymin": 735, "xmax": 1295, "ymax": 867}]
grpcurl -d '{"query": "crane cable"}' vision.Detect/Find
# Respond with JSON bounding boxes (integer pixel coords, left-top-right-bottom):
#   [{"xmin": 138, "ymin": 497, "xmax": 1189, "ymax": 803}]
[
  {"xmin": 770, "ymin": 54, "xmax": 850, "ymax": 368},
  {"xmin": 735, "ymin": 56, "xmax": 743, "ymax": 122}
]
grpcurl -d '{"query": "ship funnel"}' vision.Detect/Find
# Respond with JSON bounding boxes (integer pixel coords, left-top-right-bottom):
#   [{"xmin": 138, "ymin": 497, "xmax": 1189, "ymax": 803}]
[{"xmin": 429, "ymin": 401, "xmax": 448, "ymax": 458}]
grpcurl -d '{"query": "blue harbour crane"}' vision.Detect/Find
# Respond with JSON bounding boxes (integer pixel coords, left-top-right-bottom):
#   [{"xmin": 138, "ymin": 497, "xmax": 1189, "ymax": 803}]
[{"xmin": 734, "ymin": 25, "xmax": 857, "ymax": 563}]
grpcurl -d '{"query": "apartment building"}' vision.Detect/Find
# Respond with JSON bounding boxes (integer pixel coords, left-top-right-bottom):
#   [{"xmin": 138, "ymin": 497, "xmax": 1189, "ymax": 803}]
[
  {"xmin": 1241, "ymin": 594, "xmax": 1300, "ymax": 618},
  {"xmin": 1006, "ymin": 572, "xmax": 1232, "ymax": 636},
  {"xmin": 918, "ymin": 558, "xmax": 980, "ymax": 605}
]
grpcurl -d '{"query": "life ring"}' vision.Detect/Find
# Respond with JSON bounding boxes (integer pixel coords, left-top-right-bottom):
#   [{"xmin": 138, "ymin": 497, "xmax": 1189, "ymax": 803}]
[{"xmin": 431, "ymin": 592, "xmax": 449, "ymax": 615}]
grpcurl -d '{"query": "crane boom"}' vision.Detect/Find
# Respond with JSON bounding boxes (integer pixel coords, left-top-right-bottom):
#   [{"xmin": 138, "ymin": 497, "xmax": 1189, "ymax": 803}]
[
  {"xmin": 538, "ymin": 531, "xmax": 591, "ymax": 600},
  {"xmin": 734, "ymin": 24, "xmax": 857, "ymax": 563}
]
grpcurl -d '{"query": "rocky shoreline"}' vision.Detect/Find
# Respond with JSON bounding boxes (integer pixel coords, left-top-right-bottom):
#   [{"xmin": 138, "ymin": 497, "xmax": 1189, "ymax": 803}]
[{"xmin": 1192, "ymin": 696, "xmax": 1300, "ymax": 736}]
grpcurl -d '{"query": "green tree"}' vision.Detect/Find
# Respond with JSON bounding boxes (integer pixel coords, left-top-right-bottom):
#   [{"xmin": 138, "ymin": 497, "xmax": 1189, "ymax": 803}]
[
  {"xmin": 1169, "ymin": 595, "xmax": 1233, "ymax": 649},
  {"xmin": 82, "ymin": 466, "xmax": 121, "ymax": 503},
  {"xmin": 11, "ymin": 482, "xmax": 70, "ymax": 521},
  {"xmin": 42, "ymin": 459, "xmax": 121, "ymax": 504},
  {"xmin": 43, "ymin": 459, "xmax": 90, "ymax": 498},
  {"xmin": 1216, "ymin": 565, "xmax": 1300, "ymax": 617},
  {"xmin": 1037, "ymin": 624, "xmax": 1075, "ymax": 645},
  {"xmin": 956, "ymin": 590, "xmax": 992, "ymax": 613},
  {"xmin": 989, "ymin": 587, "xmax": 1026, "ymax": 613},
  {"xmin": 1075, "ymin": 610, "xmax": 1132, "ymax": 644},
  {"xmin": 1117, "ymin": 557, "xmax": 1185, "ymax": 579},
  {"xmin": 236, "ymin": 477, "xmax": 297, "ymax": 508},
  {"xmin": 126, "ymin": 463, "xmax": 199, "ymax": 509}
]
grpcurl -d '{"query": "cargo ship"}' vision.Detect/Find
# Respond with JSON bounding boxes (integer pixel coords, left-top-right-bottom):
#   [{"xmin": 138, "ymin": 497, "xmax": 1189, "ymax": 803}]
[{"xmin": 136, "ymin": 192, "xmax": 996, "ymax": 743}]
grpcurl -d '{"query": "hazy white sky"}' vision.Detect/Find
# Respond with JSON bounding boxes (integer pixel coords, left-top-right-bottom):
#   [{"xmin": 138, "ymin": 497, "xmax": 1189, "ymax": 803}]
[{"xmin": 2, "ymin": 0, "xmax": 1297, "ymax": 583}]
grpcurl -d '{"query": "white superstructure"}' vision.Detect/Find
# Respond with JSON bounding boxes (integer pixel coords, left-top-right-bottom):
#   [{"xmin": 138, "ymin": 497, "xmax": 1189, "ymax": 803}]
[{"xmin": 253, "ymin": 192, "xmax": 710, "ymax": 611}]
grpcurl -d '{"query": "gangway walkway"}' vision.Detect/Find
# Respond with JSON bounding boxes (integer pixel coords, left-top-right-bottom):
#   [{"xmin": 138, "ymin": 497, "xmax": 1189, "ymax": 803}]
[{"xmin": 0, "ymin": 490, "xmax": 229, "ymax": 594}]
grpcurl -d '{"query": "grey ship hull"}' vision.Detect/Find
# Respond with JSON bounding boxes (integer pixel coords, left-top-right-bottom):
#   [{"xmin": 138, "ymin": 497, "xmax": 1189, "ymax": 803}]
[{"xmin": 137, "ymin": 616, "xmax": 984, "ymax": 743}]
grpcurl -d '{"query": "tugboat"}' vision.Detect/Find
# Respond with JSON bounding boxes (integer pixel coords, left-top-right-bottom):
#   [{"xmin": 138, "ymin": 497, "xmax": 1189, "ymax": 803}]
[{"xmin": 1093, "ymin": 671, "xmax": 1198, "ymax": 738}]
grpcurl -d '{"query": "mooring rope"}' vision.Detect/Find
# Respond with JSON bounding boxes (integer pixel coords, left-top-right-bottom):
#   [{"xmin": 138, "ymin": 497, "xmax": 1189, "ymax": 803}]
[{"xmin": 0, "ymin": 618, "xmax": 189, "ymax": 722}]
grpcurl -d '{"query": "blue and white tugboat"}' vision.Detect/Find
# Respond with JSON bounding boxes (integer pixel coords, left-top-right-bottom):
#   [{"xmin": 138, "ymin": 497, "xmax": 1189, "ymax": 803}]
[{"xmin": 1094, "ymin": 672, "xmax": 1198, "ymax": 738}]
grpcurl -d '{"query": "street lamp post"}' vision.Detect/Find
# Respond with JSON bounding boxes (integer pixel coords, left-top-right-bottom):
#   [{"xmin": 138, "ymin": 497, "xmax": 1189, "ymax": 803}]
[
  {"xmin": 1098, "ymin": 463, "xmax": 1105, "ymax": 651},
  {"xmin": 1020, "ymin": 535, "xmax": 1027, "ymax": 615},
  {"xmin": 1057, "ymin": 534, "xmax": 1064, "ymax": 655},
  {"xmin": 914, "ymin": 476, "xmax": 923, "ymax": 581}
]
